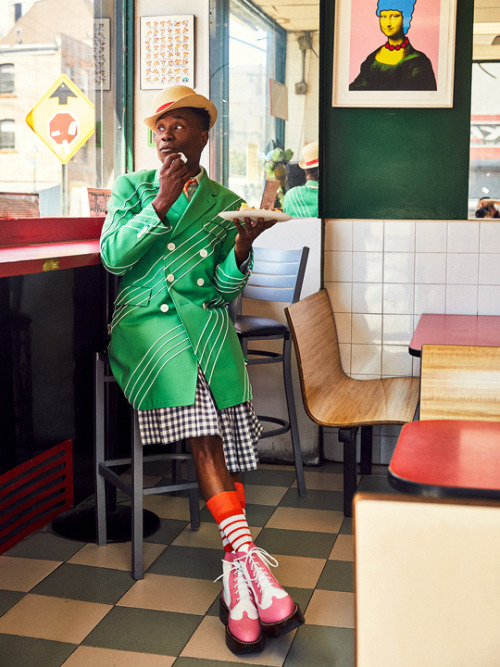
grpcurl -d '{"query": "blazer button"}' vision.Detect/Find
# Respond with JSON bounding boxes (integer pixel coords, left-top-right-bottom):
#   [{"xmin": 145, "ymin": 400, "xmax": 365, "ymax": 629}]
[
  {"xmin": 200, "ymin": 249, "xmax": 208, "ymax": 258},
  {"xmin": 168, "ymin": 242, "xmax": 175, "ymax": 251},
  {"xmin": 197, "ymin": 278, "xmax": 204, "ymax": 286},
  {"xmin": 167, "ymin": 274, "xmax": 175, "ymax": 282},
  {"xmin": 160, "ymin": 304, "xmax": 169, "ymax": 313}
]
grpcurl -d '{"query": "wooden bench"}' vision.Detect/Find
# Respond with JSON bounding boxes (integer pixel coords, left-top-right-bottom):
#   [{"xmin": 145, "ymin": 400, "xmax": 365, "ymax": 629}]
[
  {"xmin": 285, "ymin": 289, "xmax": 419, "ymax": 515},
  {"xmin": 354, "ymin": 492, "xmax": 500, "ymax": 666},
  {"xmin": 420, "ymin": 343, "xmax": 500, "ymax": 421}
]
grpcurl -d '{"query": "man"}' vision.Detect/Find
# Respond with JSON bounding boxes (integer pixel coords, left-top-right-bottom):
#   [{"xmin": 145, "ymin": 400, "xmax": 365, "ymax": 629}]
[
  {"xmin": 283, "ymin": 141, "xmax": 319, "ymax": 217},
  {"xmin": 100, "ymin": 85, "xmax": 304, "ymax": 655}
]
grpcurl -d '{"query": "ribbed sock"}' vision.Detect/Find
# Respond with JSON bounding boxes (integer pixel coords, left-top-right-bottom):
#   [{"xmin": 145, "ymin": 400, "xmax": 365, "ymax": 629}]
[{"xmin": 207, "ymin": 490, "xmax": 252, "ymax": 553}]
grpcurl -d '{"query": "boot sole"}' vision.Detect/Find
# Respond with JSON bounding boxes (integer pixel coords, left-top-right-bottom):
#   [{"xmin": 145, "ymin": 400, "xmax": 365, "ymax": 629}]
[
  {"xmin": 260, "ymin": 603, "xmax": 305, "ymax": 638},
  {"xmin": 219, "ymin": 597, "xmax": 266, "ymax": 654}
]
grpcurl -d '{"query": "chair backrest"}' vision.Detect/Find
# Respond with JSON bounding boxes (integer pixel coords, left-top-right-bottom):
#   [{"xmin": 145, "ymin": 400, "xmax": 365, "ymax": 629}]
[
  {"xmin": 285, "ymin": 289, "xmax": 347, "ymax": 422},
  {"xmin": 354, "ymin": 492, "xmax": 500, "ymax": 666},
  {"xmin": 243, "ymin": 246, "xmax": 309, "ymax": 305},
  {"xmin": 419, "ymin": 344, "xmax": 500, "ymax": 421}
]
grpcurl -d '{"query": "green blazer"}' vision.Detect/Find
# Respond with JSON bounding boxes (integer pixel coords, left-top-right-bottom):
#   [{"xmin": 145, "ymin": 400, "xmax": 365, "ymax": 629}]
[{"xmin": 100, "ymin": 168, "xmax": 252, "ymax": 410}]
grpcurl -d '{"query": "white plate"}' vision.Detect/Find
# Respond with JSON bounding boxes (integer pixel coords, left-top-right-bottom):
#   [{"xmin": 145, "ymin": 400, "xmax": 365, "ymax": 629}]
[{"xmin": 218, "ymin": 209, "xmax": 292, "ymax": 223}]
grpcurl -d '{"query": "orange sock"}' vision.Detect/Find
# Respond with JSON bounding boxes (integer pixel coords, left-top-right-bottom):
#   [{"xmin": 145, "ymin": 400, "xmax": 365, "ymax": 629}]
[
  {"xmin": 234, "ymin": 482, "xmax": 246, "ymax": 510},
  {"xmin": 207, "ymin": 490, "xmax": 252, "ymax": 553}
]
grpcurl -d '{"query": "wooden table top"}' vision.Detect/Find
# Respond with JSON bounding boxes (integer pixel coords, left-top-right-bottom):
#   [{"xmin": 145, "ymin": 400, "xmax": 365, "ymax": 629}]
[
  {"xmin": 389, "ymin": 420, "xmax": 500, "ymax": 499},
  {"xmin": 409, "ymin": 313, "xmax": 500, "ymax": 357}
]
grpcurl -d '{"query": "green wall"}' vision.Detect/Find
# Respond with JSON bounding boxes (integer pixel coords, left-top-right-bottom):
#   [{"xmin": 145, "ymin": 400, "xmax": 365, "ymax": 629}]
[{"xmin": 320, "ymin": 0, "xmax": 474, "ymax": 220}]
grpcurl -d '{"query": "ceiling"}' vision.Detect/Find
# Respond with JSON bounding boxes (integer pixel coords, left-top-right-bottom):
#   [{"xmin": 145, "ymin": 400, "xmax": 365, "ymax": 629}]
[
  {"xmin": 250, "ymin": 0, "xmax": 500, "ymax": 59},
  {"xmin": 251, "ymin": 0, "xmax": 319, "ymax": 32}
]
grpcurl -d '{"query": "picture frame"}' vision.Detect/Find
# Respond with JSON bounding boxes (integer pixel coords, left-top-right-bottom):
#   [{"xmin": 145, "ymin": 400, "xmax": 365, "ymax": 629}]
[
  {"xmin": 140, "ymin": 15, "xmax": 194, "ymax": 91},
  {"xmin": 93, "ymin": 18, "xmax": 111, "ymax": 91},
  {"xmin": 332, "ymin": 0, "xmax": 457, "ymax": 108}
]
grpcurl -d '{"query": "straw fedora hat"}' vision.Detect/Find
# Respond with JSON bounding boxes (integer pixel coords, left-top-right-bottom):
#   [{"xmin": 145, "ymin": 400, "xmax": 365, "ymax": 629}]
[
  {"xmin": 299, "ymin": 141, "xmax": 319, "ymax": 169},
  {"xmin": 144, "ymin": 85, "xmax": 217, "ymax": 131}
]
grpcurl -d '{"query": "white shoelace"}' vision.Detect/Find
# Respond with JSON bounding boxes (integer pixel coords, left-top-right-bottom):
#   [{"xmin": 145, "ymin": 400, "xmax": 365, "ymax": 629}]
[{"xmin": 238, "ymin": 546, "xmax": 279, "ymax": 585}]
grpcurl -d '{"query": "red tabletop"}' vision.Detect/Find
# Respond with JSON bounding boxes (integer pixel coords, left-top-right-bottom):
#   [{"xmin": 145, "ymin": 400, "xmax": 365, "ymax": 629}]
[
  {"xmin": 389, "ymin": 420, "xmax": 500, "ymax": 499},
  {"xmin": 409, "ymin": 313, "xmax": 500, "ymax": 357}
]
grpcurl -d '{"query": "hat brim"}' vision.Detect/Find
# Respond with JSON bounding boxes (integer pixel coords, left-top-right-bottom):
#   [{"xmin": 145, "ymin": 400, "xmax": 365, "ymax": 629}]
[
  {"xmin": 144, "ymin": 94, "xmax": 217, "ymax": 131},
  {"xmin": 299, "ymin": 159, "xmax": 319, "ymax": 169}
]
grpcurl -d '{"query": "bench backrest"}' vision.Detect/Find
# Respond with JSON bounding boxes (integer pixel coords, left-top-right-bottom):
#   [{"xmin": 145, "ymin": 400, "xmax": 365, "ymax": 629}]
[
  {"xmin": 420, "ymin": 344, "xmax": 500, "ymax": 421},
  {"xmin": 354, "ymin": 492, "xmax": 500, "ymax": 666},
  {"xmin": 285, "ymin": 289, "xmax": 347, "ymax": 420}
]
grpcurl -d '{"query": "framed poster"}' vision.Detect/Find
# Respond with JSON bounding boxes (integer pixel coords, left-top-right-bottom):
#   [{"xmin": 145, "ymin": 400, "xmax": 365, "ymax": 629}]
[
  {"xmin": 140, "ymin": 15, "xmax": 194, "ymax": 90},
  {"xmin": 93, "ymin": 18, "xmax": 111, "ymax": 91},
  {"xmin": 332, "ymin": 0, "xmax": 457, "ymax": 108}
]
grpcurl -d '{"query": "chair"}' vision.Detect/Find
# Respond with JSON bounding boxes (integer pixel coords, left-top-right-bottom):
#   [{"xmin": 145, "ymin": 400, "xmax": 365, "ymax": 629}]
[
  {"xmin": 94, "ymin": 351, "xmax": 200, "ymax": 580},
  {"xmin": 285, "ymin": 289, "xmax": 419, "ymax": 516},
  {"xmin": 232, "ymin": 246, "xmax": 309, "ymax": 497},
  {"xmin": 419, "ymin": 343, "xmax": 500, "ymax": 421},
  {"xmin": 354, "ymin": 492, "xmax": 500, "ymax": 666}
]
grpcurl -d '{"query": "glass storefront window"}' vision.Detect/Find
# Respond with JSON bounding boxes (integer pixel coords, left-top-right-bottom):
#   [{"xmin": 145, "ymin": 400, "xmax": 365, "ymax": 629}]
[
  {"xmin": 469, "ymin": 61, "xmax": 500, "ymax": 218},
  {"xmin": 0, "ymin": 0, "xmax": 122, "ymax": 216}
]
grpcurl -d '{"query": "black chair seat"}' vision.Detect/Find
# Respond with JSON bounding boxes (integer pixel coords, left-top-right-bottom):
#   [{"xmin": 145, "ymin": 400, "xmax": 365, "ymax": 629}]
[{"xmin": 235, "ymin": 315, "xmax": 287, "ymax": 338}]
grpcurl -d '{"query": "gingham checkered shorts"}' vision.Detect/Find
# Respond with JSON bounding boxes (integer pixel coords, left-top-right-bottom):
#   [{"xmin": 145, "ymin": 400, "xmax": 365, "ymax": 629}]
[{"xmin": 137, "ymin": 367, "xmax": 262, "ymax": 473}]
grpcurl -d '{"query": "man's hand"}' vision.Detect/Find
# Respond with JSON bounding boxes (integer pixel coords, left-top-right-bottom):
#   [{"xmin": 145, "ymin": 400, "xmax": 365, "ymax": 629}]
[
  {"xmin": 152, "ymin": 153, "xmax": 190, "ymax": 220},
  {"xmin": 233, "ymin": 217, "xmax": 277, "ymax": 268}
]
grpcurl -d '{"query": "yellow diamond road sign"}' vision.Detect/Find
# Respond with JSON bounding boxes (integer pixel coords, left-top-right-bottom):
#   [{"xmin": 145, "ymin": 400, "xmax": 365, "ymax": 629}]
[{"xmin": 26, "ymin": 74, "xmax": 95, "ymax": 165}]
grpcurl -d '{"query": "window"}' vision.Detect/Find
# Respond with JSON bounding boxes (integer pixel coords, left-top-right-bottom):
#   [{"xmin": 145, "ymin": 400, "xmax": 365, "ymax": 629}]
[
  {"xmin": 469, "ymin": 62, "xmax": 500, "ymax": 217},
  {"xmin": 0, "ymin": 64, "xmax": 14, "ymax": 94},
  {"xmin": 0, "ymin": 119, "xmax": 15, "ymax": 150},
  {"xmin": 226, "ymin": 0, "xmax": 287, "ymax": 206}
]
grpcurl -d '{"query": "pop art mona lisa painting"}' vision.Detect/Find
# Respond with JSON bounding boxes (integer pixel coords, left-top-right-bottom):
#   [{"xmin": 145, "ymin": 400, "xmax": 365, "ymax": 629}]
[{"xmin": 332, "ymin": 0, "xmax": 457, "ymax": 107}]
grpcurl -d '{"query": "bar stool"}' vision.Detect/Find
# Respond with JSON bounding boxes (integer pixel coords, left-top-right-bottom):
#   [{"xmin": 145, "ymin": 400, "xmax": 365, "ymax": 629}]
[
  {"xmin": 94, "ymin": 351, "xmax": 200, "ymax": 580},
  {"xmin": 231, "ymin": 246, "xmax": 309, "ymax": 496}
]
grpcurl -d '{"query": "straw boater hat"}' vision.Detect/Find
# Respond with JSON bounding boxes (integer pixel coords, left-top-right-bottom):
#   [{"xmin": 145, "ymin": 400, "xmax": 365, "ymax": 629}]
[
  {"xmin": 299, "ymin": 141, "xmax": 319, "ymax": 170},
  {"xmin": 144, "ymin": 85, "xmax": 218, "ymax": 131}
]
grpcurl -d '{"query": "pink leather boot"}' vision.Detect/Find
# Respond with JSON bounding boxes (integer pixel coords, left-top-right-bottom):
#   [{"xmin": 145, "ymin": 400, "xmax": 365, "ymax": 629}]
[
  {"xmin": 219, "ymin": 552, "xmax": 265, "ymax": 654},
  {"xmin": 236, "ymin": 543, "xmax": 305, "ymax": 637}
]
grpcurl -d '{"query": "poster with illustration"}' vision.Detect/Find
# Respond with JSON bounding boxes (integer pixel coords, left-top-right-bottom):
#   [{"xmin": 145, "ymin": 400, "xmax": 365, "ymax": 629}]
[
  {"xmin": 141, "ymin": 15, "xmax": 194, "ymax": 90},
  {"xmin": 332, "ymin": 0, "xmax": 457, "ymax": 107}
]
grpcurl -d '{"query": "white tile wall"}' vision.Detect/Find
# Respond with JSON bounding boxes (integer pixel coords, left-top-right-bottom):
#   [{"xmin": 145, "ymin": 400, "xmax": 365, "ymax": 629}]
[{"xmin": 324, "ymin": 218, "xmax": 500, "ymax": 463}]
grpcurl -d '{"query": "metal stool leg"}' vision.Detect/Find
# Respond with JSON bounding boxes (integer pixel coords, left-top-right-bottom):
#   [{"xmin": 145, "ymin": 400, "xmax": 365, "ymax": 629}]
[
  {"xmin": 283, "ymin": 337, "xmax": 306, "ymax": 496},
  {"xmin": 132, "ymin": 413, "xmax": 144, "ymax": 580},
  {"xmin": 95, "ymin": 352, "xmax": 107, "ymax": 546}
]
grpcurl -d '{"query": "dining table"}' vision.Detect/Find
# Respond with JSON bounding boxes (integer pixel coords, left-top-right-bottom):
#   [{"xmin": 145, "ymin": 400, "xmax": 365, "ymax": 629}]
[
  {"xmin": 388, "ymin": 419, "xmax": 500, "ymax": 500},
  {"xmin": 409, "ymin": 313, "xmax": 500, "ymax": 357}
]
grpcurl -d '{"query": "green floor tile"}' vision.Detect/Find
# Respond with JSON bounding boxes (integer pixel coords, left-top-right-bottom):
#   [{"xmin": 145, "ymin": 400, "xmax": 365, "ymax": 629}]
[
  {"xmin": 316, "ymin": 560, "xmax": 354, "ymax": 593},
  {"xmin": 244, "ymin": 467, "xmax": 297, "ymax": 487},
  {"xmin": 31, "ymin": 563, "xmax": 134, "ymax": 604},
  {"xmin": 0, "ymin": 590, "xmax": 24, "ymax": 617},
  {"xmin": 357, "ymin": 472, "xmax": 400, "ymax": 494},
  {"xmin": 175, "ymin": 658, "xmax": 254, "ymax": 667},
  {"xmin": 0, "ymin": 634, "xmax": 76, "ymax": 667},
  {"xmin": 4, "ymin": 531, "xmax": 85, "ymax": 561},
  {"xmin": 279, "ymin": 487, "xmax": 344, "ymax": 512},
  {"xmin": 147, "ymin": 545, "xmax": 223, "ymax": 580},
  {"xmin": 144, "ymin": 517, "xmax": 190, "ymax": 545},
  {"xmin": 339, "ymin": 518, "xmax": 353, "ymax": 535},
  {"xmin": 82, "ymin": 606, "xmax": 202, "ymax": 655},
  {"xmin": 255, "ymin": 527, "xmax": 336, "ymax": 559},
  {"xmin": 284, "ymin": 624, "xmax": 354, "ymax": 667}
]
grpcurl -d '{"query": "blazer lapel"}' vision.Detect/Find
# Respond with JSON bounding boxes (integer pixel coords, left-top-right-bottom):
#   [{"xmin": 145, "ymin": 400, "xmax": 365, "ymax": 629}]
[{"xmin": 169, "ymin": 173, "xmax": 219, "ymax": 240}]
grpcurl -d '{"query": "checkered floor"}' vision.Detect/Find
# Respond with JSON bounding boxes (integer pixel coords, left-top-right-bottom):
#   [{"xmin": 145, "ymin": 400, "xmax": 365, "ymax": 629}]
[{"xmin": 0, "ymin": 461, "xmax": 396, "ymax": 666}]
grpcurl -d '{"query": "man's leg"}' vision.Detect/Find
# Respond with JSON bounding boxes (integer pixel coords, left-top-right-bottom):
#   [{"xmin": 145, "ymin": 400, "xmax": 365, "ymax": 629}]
[
  {"xmin": 187, "ymin": 435, "xmax": 304, "ymax": 644},
  {"xmin": 187, "ymin": 435, "xmax": 263, "ymax": 654}
]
